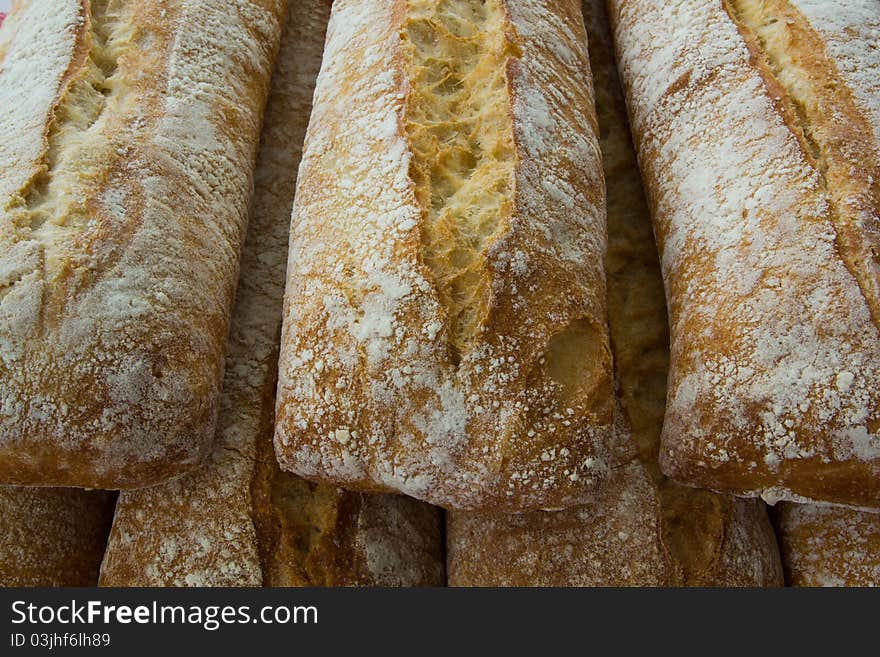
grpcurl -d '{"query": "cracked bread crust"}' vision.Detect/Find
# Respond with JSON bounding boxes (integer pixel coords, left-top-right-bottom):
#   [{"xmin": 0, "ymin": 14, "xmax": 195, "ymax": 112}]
[
  {"xmin": 275, "ymin": 0, "xmax": 618, "ymax": 511},
  {"xmin": 607, "ymin": 0, "xmax": 880, "ymax": 509},
  {"xmin": 0, "ymin": 0, "xmax": 286, "ymax": 488}
]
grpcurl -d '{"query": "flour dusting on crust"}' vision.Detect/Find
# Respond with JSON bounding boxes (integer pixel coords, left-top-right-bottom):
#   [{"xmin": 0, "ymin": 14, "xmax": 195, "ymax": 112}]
[
  {"xmin": 275, "ymin": 0, "xmax": 617, "ymax": 511},
  {"xmin": 101, "ymin": 1, "xmax": 444, "ymax": 587},
  {"xmin": 777, "ymin": 502, "xmax": 880, "ymax": 586},
  {"xmin": 608, "ymin": 0, "xmax": 880, "ymax": 508},
  {"xmin": 0, "ymin": 0, "xmax": 283, "ymax": 488}
]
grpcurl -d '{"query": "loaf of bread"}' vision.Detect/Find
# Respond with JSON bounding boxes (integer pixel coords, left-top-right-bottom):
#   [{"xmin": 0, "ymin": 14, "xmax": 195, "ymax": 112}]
[
  {"xmin": 0, "ymin": 487, "xmax": 115, "ymax": 586},
  {"xmin": 0, "ymin": 0, "xmax": 286, "ymax": 488},
  {"xmin": 99, "ymin": 0, "xmax": 444, "ymax": 587},
  {"xmin": 275, "ymin": 0, "xmax": 621, "ymax": 512},
  {"xmin": 607, "ymin": 0, "xmax": 880, "ymax": 509},
  {"xmin": 447, "ymin": 0, "xmax": 783, "ymax": 586},
  {"xmin": 449, "ymin": 470, "xmax": 781, "ymax": 586},
  {"xmin": 448, "ymin": 462, "xmax": 673, "ymax": 586},
  {"xmin": 775, "ymin": 503, "xmax": 880, "ymax": 586}
]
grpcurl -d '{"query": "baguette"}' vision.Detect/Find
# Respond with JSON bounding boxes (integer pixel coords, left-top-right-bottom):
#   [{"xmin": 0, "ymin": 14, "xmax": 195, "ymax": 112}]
[
  {"xmin": 607, "ymin": 0, "xmax": 880, "ymax": 509},
  {"xmin": 775, "ymin": 503, "xmax": 880, "ymax": 586},
  {"xmin": 0, "ymin": 0, "xmax": 286, "ymax": 488},
  {"xmin": 0, "ymin": 487, "xmax": 115, "ymax": 586},
  {"xmin": 99, "ymin": 1, "xmax": 444, "ymax": 587},
  {"xmin": 275, "ymin": 0, "xmax": 620, "ymax": 511},
  {"xmin": 447, "ymin": 0, "xmax": 783, "ymax": 586}
]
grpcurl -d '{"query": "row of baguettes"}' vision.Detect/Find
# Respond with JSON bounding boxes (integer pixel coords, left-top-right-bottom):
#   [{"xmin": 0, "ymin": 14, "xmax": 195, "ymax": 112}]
[
  {"xmin": 447, "ymin": 0, "xmax": 783, "ymax": 587},
  {"xmin": 448, "ymin": 0, "xmax": 880, "ymax": 586},
  {"xmin": 0, "ymin": 0, "xmax": 874, "ymax": 516},
  {"xmin": 91, "ymin": 0, "xmax": 880, "ymax": 587},
  {"xmin": 0, "ymin": 0, "xmax": 621, "ymax": 511},
  {"xmin": 272, "ymin": 0, "xmax": 880, "ymax": 513},
  {"xmin": 0, "ymin": 0, "xmax": 877, "ymax": 587},
  {"xmin": 98, "ymin": 0, "xmax": 444, "ymax": 587},
  {"xmin": 605, "ymin": 0, "xmax": 880, "ymax": 510},
  {"xmin": 0, "ymin": 0, "xmax": 443, "ymax": 588}
]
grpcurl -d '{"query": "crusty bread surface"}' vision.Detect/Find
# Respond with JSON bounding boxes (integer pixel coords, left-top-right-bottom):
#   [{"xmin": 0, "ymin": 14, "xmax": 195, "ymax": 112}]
[
  {"xmin": 0, "ymin": 0, "xmax": 286, "ymax": 488},
  {"xmin": 448, "ymin": 462, "xmax": 675, "ymax": 586},
  {"xmin": 607, "ymin": 0, "xmax": 880, "ymax": 509},
  {"xmin": 99, "ymin": 1, "xmax": 444, "ymax": 587},
  {"xmin": 775, "ymin": 503, "xmax": 880, "ymax": 586},
  {"xmin": 275, "ymin": 0, "xmax": 619, "ymax": 512},
  {"xmin": 447, "ymin": 0, "xmax": 783, "ymax": 586},
  {"xmin": 0, "ymin": 486, "xmax": 115, "ymax": 586}
]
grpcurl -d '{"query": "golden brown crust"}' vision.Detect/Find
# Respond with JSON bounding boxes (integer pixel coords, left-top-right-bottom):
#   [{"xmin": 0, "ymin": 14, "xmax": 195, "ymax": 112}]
[
  {"xmin": 447, "ymin": 487, "xmax": 782, "ymax": 587},
  {"xmin": 99, "ymin": 0, "xmax": 444, "ymax": 587},
  {"xmin": 775, "ymin": 503, "xmax": 880, "ymax": 586},
  {"xmin": 0, "ymin": 487, "xmax": 115, "ymax": 586},
  {"xmin": 607, "ymin": 0, "xmax": 880, "ymax": 509},
  {"xmin": 589, "ymin": 0, "xmax": 782, "ymax": 585},
  {"xmin": 660, "ymin": 489, "xmax": 781, "ymax": 586},
  {"xmin": 0, "ymin": 0, "xmax": 286, "ymax": 489},
  {"xmin": 255, "ymin": 473, "xmax": 444, "ymax": 587},
  {"xmin": 446, "ymin": 0, "xmax": 783, "ymax": 586},
  {"xmin": 275, "ymin": 0, "xmax": 619, "ymax": 512},
  {"xmin": 448, "ymin": 463, "xmax": 676, "ymax": 586}
]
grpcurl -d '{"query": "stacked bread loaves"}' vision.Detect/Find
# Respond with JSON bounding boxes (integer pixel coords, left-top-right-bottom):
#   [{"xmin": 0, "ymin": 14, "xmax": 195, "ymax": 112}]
[
  {"xmin": 606, "ymin": 0, "xmax": 880, "ymax": 584},
  {"xmin": 606, "ymin": 0, "xmax": 880, "ymax": 510},
  {"xmin": 1, "ymin": 0, "xmax": 877, "ymax": 587},
  {"xmin": 98, "ymin": 0, "xmax": 444, "ymax": 587},
  {"xmin": 447, "ymin": 0, "xmax": 783, "ymax": 587}
]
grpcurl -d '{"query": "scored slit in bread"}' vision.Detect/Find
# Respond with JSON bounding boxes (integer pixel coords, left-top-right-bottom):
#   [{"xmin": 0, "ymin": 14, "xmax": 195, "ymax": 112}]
[
  {"xmin": 607, "ymin": 0, "xmax": 880, "ymax": 509},
  {"xmin": 725, "ymin": 0, "xmax": 880, "ymax": 330},
  {"xmin": 446, "ymin": 0, "xmax": 783, "ymax": 586},
  {"xmin": 404, "ymin": 0, "xmax": 516, "ymax": 365},
  {"xmin": 0, "ymin": 0, "xmax": 287, "ymax": 488},
  {"xmin": 275, "ymin": 0, "xmax": 618, "ymax": 511},
  {"xmin": 22, "ymin": 0, "xmax": 121, "ymax": 251},
  {"xmin": 404, "ymin": 0, "xmax": 605, "ymax": 392}
]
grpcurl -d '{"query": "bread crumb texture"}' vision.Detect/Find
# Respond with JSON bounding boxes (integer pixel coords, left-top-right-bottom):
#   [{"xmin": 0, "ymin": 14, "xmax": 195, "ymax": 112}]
[
  {"xmin": 405, "ymin": 0, "xmax": 515, "ymax": 363},
  {"xmin": 0, "ymin": 0, "xmax": 284, "ymax": 488},
  {"xmin": 447, "ymin": 0, "xmax": 783, "ymax": 587},
  {"xmin": 609, "ymin": 0, "xmax": 880, "ymax": 508},
  {"xmin": 276, "ymin": 0, "xmax": 617, "ymax": 511}
]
